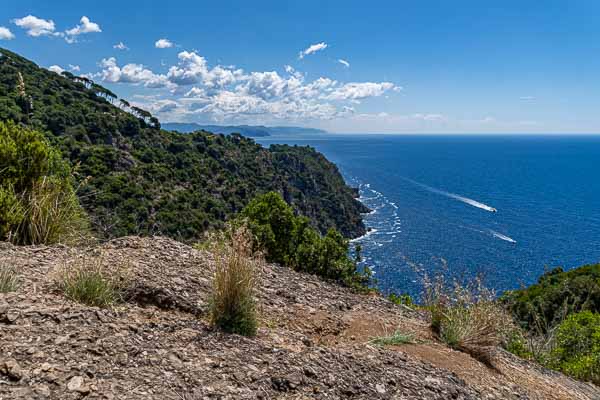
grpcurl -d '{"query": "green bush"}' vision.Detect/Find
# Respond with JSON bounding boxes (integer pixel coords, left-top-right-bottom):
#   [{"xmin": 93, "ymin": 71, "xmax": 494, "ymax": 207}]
[
  {"xmin": 548, "ymin": 311, "xmax": 600, "ymax": 384},
  {"xmin": 240, "ymin": 192, "xmax": 296, "ymax": 265},
  {"xmin": 0, "ymin": 121, "xmax": 87, "ymax": 244},
  {"xmin": 240, "ymin": 192, "xmax": 370, "ymax": 289},
  {"xmin": 502, "ymin": 264, "xmax": 600, "ymax": 332},
  {"xmin": 388, "ymin": 293, "xmax": 415, "ymax": 308}
]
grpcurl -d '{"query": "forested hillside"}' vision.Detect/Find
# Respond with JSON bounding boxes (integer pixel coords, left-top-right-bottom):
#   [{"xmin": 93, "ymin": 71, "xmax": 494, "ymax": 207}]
[{"xmin": 0, "ymin": 48, "xmax": 367, "ymax": 241}]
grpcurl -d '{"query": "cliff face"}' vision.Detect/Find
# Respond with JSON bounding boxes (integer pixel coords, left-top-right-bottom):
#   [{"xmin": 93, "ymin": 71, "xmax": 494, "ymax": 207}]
[
  {"xmin": 0, "ymin": 48, "xmax": 367, "ymax": 240},
  {"xmin": 1, "ymin": 237, "xmax": 598, "ymax": 400}
]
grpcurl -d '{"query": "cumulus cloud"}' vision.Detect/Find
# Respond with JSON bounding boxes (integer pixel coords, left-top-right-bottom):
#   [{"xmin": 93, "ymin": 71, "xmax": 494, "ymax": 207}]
[
  {"xmin": 91, "ymin": 49, "xmax": 400, "ymax": 123},
  {"xmin": 48, "ymin": 65, "xmax": 65, "ymax": 74},
  {"xmin": 12, "ymin": 15, "xmax": 57, "ymax": 37},
  {"xmin": 113, "ymin": 41, "xmax": 128, "ymax": 50},
  {"xmin": 65, "ymin": 16, "xmax": 101, "ymax": 36},
  {"xmin": 298, "ymin": 42, "xmax": 328, "ymax": 59},
  {"xmin": 98, "ymin": 57, "xmax": 172, "ymax": 88},
  {"xmin": 0, "ymin": 27, "xmax": 15, "ymax": 40},
  {"xmin": 338, "ymin": 59, "xmax": 350, "ymax": 68},
  {"xmin": 167, "ymin": 51, "xmax": 208, "ymax": 84},
  {"xmin": 69, "ymin": 64, "xmax": 80, "ymax": 72},
  {"xmin": 155, "ymin": 38, "xmax": 174, "ymax": 48},
  {"xmin": 64, "ymin": 16, "xmax": 101, "ymax": 43}
]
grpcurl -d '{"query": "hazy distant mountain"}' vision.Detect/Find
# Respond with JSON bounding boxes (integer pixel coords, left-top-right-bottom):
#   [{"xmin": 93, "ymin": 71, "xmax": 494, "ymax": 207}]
[{"xmin": 162, "ymin": 123, "xmax": 327, "ymax": 137}]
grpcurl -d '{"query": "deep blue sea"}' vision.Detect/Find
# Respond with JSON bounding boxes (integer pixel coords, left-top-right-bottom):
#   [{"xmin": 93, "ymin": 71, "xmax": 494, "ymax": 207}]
[{"xmin": 256, "ymin": 134, "xmax": 600, "ymax": 299}]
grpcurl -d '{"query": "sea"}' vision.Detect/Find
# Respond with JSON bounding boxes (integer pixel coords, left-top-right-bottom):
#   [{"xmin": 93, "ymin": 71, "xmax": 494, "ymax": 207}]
[{"xmin": 255, "ymin": 134, "xmax": 600, "ymax": 299}]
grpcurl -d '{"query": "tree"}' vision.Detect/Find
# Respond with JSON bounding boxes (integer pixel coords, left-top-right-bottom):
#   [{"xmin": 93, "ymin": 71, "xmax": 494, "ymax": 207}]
[
  {"xmin": 240, "ymin": 192, "xmax": 370, "ymax": 288},
  {"xmin": 240, "ymin": 191, "xmax": 296, "ymax": 265}
]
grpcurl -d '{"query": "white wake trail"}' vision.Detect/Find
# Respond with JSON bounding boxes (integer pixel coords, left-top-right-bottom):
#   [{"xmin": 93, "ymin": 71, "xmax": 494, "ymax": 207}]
[
  {"xmin": 402, "ymin": 177, "xmax": 497, "ymax": 213},
  {"xmin": 490, "ymin": 230, "xmax": 517, "ymax": 243}
]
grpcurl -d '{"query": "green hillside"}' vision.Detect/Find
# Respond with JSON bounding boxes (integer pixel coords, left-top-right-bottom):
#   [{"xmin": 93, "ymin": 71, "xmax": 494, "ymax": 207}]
[{"xmin": 0, "ymin": 48, "xmax": 368, "ymax": 241}]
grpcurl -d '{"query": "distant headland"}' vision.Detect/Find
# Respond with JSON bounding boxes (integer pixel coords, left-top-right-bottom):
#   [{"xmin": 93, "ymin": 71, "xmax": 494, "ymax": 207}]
[{"xmin": 162, "ymin": 123, "xmax": 328, "ymax": 137}]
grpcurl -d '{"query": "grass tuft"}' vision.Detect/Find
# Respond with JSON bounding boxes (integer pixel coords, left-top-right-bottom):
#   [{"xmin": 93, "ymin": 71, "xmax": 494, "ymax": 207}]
[
  {"xmin": 370, "ymin": 329, "xmax": 414, "ymax": 346},
  {"xmin": 13, "ymin": 177, "xmax": 89, "ymax": 245},
  {"xmin": 0, "ymin": 265, "xmax": 19, "ymax": 293},
  {"xmin": 209, "ymin": 225, "xmax": 260, "ymax": 336},
  {"xmin": 423, "ymin": 271, "xmax": 513, "ymax": 366},
  {"xmin": 56, "ymin": 255, "xmax": 127, "ymax": 307}
]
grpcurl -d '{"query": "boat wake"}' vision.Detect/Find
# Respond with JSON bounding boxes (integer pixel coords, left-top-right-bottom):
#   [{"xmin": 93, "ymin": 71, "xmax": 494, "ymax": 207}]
[
  {"xmin": 490, "ymin": 230, "xmax": 517, "ymax": 243},
  {"xmin": 402, "ymin": 177, "xmax": 497, "ymax": 213}
]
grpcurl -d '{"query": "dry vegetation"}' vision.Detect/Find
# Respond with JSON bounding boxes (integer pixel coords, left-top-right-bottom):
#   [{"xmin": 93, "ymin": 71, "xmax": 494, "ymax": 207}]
[
  {"xmin": 0, "ymin": 264, "xmax": 18, "ymax": 293},
  {"xmin": 207, "ymin": 225, "xmax": 262, "ymax": 336},
  {"xmin": 423, "ymin": 270, "xmax": 516, "ymax": 366}
]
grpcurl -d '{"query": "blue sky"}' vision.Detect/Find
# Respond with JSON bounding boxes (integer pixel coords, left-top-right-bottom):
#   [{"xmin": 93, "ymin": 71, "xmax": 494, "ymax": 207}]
[{"xmin": 1, "ymin": 1, "xmax": 599, "ymax": 133}]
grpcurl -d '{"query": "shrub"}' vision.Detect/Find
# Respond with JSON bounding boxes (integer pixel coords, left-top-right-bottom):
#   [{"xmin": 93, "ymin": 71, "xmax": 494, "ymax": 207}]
[
  {"xmin": 548, "ymin": 311, "xmax": 600, "ymax": 384},
  {"xmin": 0, "ymin": 265, "xmax": 18, "ymax": 293},
  {"xmin": 388, "ymin": 293, "xmax": 415, "ymax": 308},
  {"xmin": 56, "ymin": 255, "xmax": 127, "ymax": 307},
  {"xmin": 502, "ymin": 264, "xmax": 600, "ymax": 332},
  {"xmin": 240, "ymin": 192, "xmax": 296, "ymax": 265},
  {"xmin": 240, "ymin": 192, "xmax": 371, "ymax": 289},
  {"xmin": 209, "ymin": 225, "xmax": 260, "ymax": 336},
  {"xmin": 0, "ymin": 121, "xmax": 88, "ymax": 245}
]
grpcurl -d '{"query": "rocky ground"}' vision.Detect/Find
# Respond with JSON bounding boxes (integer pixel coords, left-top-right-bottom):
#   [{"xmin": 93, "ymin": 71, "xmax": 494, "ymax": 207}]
[{"xmin": 0, "ymin": 237, "xmax": 598, "ymax": 399}]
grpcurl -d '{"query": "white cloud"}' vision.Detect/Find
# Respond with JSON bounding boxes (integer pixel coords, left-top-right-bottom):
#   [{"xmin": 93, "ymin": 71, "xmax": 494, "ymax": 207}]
[
  {"xmin": 338, "ymin": 59, "xmax": 350, "ymax": 68},
  {"xmin": 91, "ymin": 50, "xmax": 401, "ymax": 124},
  {"xmin": 184, "ymin": 87, "xmax": 207, "ymax": 97},
  {"xmin": 113, "ymin": 41, "xmax": 128, "ymax": 50},
  {"xmin": 65, "ymin": 16, "xmax": 101, "ymax": 36},
  {"xmin": 298, "ymin": 42, "xmax": 328, "ymax": 59},
  {"xmin": 155, "ymin": 38, "xmax": 174, "ymax": 48},
  {"xmin": 167, "ymin": 51, "xmax": 208, "ymax": 84},
  {"xmin": 12, "ymin": 15, "xmax": 56, "ymax": 37},
  {"xmin": 48, "ymin": 65, "xmax": 65, "ymax": 74},
  {"xmin": 325, "ymin": 82, "xmax": 399, "ymax": 101},
  {"xmin": 64, "ymin": 16, "xmax": 101, "ymax": 43},
  {"xmin": 240, "ymin": 71, "xmax": 303, "ymax": 100},
  {"xmin": 153, "ymin": 99, "xmax": 180, "ymax": 113},
  {"xmin": 98, "ymin": 57, "xmax": 172, "ymax": 88},
  {"xmin": 69, "ymin": 64, "xmax": 80, "ymax": 72},
  {"xmin": 519, "ymin": 96, "xmax": 535, "ymax": 101},
  {"xmin": 0, "ymin": 27, "xmax": 15, "ymax": 40}
]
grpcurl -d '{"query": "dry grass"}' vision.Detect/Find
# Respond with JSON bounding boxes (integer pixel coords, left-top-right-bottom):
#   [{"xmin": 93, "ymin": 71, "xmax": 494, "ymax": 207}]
[
  {"xmin": 209, "ymin": 225, "xmax": 261, "ymax": 336},
  {"xmin": 0, "ymin": 265, "xmax": 19, "ymax": 293},
  {"xmin": 55, "ymin": 254, "xmax": 129, "ymax": 307},
  {"xmin": 423, "ymin": 271, "xmax": 514, "ymax": 366},
  {"xmin": 12, "ymin": 177, "xmax": 88, "ymax": 245}
]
